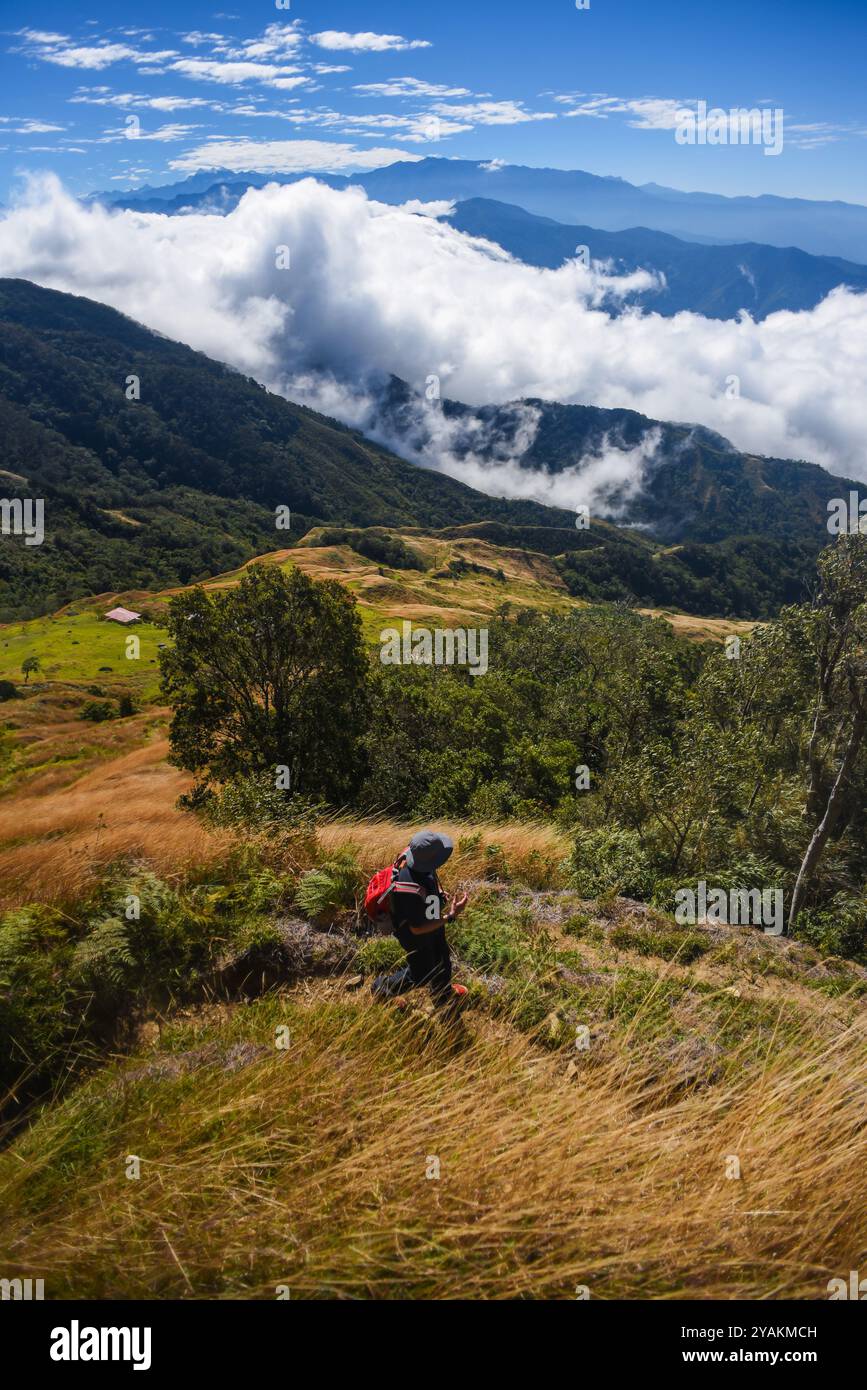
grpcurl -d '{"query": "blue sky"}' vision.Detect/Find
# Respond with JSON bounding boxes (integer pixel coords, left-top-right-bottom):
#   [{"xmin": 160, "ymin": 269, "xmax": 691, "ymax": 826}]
[{"xmin": 1, "ymin": 0, "xmax": 865, "ymax": 204}]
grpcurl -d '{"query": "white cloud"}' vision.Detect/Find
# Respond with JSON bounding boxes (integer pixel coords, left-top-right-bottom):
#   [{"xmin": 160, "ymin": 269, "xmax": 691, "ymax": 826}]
[
  {"xmin": 181, "ymin": 31, "xmax": 226, "ymax": 47},
  {"xmin": 70, "ymin": 89, "xmax": 218, "ymax": 112},
  {"xmin": 1, "ymin": 177, "xmax": 866, "ymax": 507},
  {"xmin": 0, "ymin": 118, "xmax": 65, "ymax": 134},
  {"xmin": 146, "ymin": 95, "xmax": 214, "ymax": 112},
  {"xmin": 558, "ymin": 93, "xmax": 867, "ymax": 148},
  {"xmin": 166, "ymin": 139, "xmax": 424, "ymax": 173},
  {"xmin": 406, "ymin": 414, "xmax": 664, "ymax": 516},
  {"xmin": 432, "ymin": 100, "xmax": 556, "ymax": 126},
  {"xmin": 395, "ymin": 118, "xmax": 473, "ymax": 143},
  {"xmin": 355, "ymin": 78, "xmax": 472, "ymax": 98},
  {"xmin": 400, "ymin": 199, "xmax": 457, "ymax": 217},
  {"xmin": 15, "ymin": 29, "xmax": 69, "ymax": 46},
  {"xmin": 113, "ymin": 122, "xmax": 202, "ymax": 143},
  {"xmin": 561, "ymin": 95, "xmax": 689, "ymax": 129},
  {"xmin": 37, "ymin": 43, "xmax": 142, "ymax": 69},
  {"xmin": 311, "ymin": 31, "xmax": 432, "ymax": 53},
  {"xmin": 270, "ymin": 78, "xmax": 313, "ymax": 92},
  {"xmin": 32, "ymin": 41, "xmax": 179, "ymax": 70},
  {"xmin": 238, "ymin": 22, "xmax": 304, "ymax": 59},
  {"xmin": 167, "ymin": 58, "xmax": 308, "ymax": 87}
]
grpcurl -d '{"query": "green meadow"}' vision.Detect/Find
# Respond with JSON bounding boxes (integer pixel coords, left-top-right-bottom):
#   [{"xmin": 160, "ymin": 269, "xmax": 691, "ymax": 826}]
[{"xmin": 0, "ymin": 607, "xmax": 166, "ymax": 696}]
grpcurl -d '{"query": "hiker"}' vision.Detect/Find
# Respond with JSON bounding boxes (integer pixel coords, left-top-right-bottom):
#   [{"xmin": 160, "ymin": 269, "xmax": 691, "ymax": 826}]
[{"xmin": 369, "ymin": 829, "xmax": 469, "ymax": 1007}]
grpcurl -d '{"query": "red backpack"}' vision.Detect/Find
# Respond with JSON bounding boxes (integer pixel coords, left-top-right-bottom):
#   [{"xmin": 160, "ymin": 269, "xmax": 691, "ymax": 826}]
[{"xmin": 364, "ymin": 849, "xmax": 408, "ymax": 927}]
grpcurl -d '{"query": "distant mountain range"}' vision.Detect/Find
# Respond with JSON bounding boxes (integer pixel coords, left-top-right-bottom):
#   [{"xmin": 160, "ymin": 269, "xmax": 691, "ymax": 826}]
[
  {"xmin": 0, "ymin": 279, "xmax": 856, "ymax": 623},
  {"xmin": 93, "ymin": 157, "xmax": 867, "ymax": 262},
  {"xmin": 446, "ymin": 198, "xmax": 867, "ymax": 319}
]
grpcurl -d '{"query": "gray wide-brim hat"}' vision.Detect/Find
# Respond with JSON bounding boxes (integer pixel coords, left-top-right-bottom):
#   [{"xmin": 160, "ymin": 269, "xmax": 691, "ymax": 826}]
[{"xmin": 405, "ymin": 829, "xmax": 454, "ymax": 872}]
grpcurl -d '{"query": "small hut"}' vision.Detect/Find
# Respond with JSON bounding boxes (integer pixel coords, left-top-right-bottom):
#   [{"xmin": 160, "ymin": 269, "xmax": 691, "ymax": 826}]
[{"xmin": 104, "ymin": 606, "xmax": 141, "ymax": 625}]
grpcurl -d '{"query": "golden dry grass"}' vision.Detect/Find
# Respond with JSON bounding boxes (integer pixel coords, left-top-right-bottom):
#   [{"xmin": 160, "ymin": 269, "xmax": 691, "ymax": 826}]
[
  {"xmin": 317, "ymin": 816, "xmax": 569, "ymax": 885},
  {"xmin": 0, "ymin": 736, "xmax": 231, "ymax": 908},
  {"xmin": 639, "ymin": 609, "xmax": 757, "ymax": 642},
  {"xmin": 0, "ymin": 678, "xmax": 568, "ymax": 908},
  {"xmin": 0, "ymin": 720, "xmax": 568, "ymax": 909},
  {"xmin": 1, "ymin": 985, "xmax": 864, "ymax": 1299}
]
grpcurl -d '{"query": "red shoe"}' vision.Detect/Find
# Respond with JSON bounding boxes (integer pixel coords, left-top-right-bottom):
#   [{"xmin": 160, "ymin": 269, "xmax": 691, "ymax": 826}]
[{"xmin": 446, "ymin": 984, "xmax": 469, "ymax": 1010}]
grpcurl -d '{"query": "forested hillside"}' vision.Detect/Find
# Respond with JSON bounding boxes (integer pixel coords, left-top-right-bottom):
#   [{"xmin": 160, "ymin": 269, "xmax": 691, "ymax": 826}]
[{"xmin": 0, "ymin": 279, "xmax": 573, "ymax": 618}]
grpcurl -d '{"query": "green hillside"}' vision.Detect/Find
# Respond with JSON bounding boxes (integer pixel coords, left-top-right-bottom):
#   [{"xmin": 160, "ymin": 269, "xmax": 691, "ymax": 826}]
[{"xmin": 0, "ymin": 279, "xmax": 575, "ymax": 620}]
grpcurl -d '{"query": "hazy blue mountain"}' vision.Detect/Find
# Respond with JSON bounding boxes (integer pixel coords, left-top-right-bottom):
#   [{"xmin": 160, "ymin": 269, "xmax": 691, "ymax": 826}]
[
  {"xmin": 95, "ymin": 158, "xmax": 867, "ymax": 261},
  {"xmin": 446, "ymin": 198, "xmax": 867, "ymax": 318}
]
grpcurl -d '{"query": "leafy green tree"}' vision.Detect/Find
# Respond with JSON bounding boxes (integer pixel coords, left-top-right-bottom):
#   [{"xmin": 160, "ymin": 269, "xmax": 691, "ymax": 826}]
[
  {"xmin": 22, "ymin": 655, "xmax": 41, "ymax": 684},
  {"xmin": 160, "ymin": 565, "xmax": 369, "ymax": 804},
  {"xmin": 788, "ymin": 536, "xmax": 867, "ymax": 929},
  {"xmin": 605, "ymin": 720, "xmax": 764, "ymax": 874}
]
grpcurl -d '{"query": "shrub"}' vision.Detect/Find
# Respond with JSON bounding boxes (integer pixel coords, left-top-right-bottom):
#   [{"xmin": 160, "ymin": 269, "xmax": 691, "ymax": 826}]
[
  {"xmin": 355, "ymin": 936, "xmax": 405, "ymax": 975},
  {"xmin": 79, "ymin": 700, "xmax": 114, "ymax": 723},
  {"xmin": 651, "ymin": 855, "xmax": 787, "ymax": 919},
  {"xmin": 566, "ymin": 828, "xmax": 653, "ymax": 901},
  {"xmin": 796, "ymin": 894, "xmax": 867, "ymax": 965},
  {"xmin": 609, "ymin": 923, "xmax": 709, "ymax": 964},
  {"xmin": 195, "ymin": 774, "xmax": 324, "ymax": 831},
  {"xmin": 71, "ymin": 872, "xmax": 203, "ymax": 1009},
  {"xmin": 72, "ymin": 917, "xmax": 138, "ymax": 997},
  {"xmin": 562, "ymin": 912, "xmax": 596, "ymax": 938},
  {"xmin": 449, "ymin": 899, "xmax": 536, "ymax": 974},
  {"xmin": 315, "ymin": 528, "xmax": 423, "ymax": 570},
  {"xmin": 0, "ymin": 679, "xmax": 18, "ymax": 701},
  {"xmin": 295, "ymin": 850, "xmax": 363, "ymax": 918},
  {"xmin": 0, "ymin": 905, "xmax": 76, "ymax": 1097}
]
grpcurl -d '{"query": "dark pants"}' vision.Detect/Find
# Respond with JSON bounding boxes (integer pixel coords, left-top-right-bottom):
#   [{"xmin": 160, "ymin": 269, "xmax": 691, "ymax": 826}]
[{"xmin": 373, "ymin": 923, "xmax": 452, "ymax": 1004}]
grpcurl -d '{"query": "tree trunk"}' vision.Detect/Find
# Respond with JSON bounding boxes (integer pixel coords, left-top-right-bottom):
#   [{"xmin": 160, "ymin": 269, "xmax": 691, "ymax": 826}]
[{"xmin": 789, "ymin": 710, "xmax": 867, "ymax": 931}]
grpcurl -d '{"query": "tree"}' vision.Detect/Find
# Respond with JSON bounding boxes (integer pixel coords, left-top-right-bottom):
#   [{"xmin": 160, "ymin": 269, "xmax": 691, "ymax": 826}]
[
  {"xmin": 788, "ymin": 536, "xmax": 867, "ymax": 930},
  {"xmin": 159, "ymin": 565, "xmax": 370, "ymax": 805},
  {"xmin": 21, "ymin": 656, "xmax": 40, "ymax": 684}
]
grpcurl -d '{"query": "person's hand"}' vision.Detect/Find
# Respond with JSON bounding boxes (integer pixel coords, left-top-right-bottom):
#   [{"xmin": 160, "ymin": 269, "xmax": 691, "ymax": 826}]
[{"xmin": 448, "ymin": 892, "xmax": 469, "ymax": 920}]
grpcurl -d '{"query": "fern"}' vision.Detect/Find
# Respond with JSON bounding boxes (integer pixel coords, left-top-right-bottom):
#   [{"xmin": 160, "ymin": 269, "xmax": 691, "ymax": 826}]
[
  {"xmin": 72, "ymin": 917, "xmax": 138, "ymax": 992},
  {"xmin": 295, "ymin": 850, "xmax": 363, "ymax": 917}
]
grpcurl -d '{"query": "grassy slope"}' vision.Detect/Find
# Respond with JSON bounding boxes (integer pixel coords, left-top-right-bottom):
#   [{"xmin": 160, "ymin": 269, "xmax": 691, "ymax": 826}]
[
  {"xmin": 0, "ymin": 669, "xmax": 864, "ymax": 1299},
  {"xmin": 1, "ymin": 859, "xmax": 865, "ymax": 1299}
]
